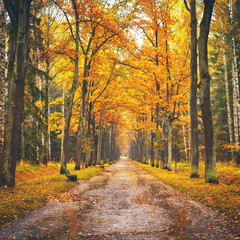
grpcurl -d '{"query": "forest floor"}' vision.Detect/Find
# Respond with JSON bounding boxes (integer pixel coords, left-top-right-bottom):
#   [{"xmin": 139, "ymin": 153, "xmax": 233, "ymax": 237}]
[{"xmin": 0, "ymin": 158, "xmax": 239, "ymax": 240}]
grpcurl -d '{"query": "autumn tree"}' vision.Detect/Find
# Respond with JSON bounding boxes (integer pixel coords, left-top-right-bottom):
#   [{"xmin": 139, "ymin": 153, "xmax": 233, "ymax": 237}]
[
  {"xmin": 0, "ymin": 0, "xmax": 32, "ymax": 187},
  {"xmin": 184, "ymin": 0, "xmax": 200, "ymax": 177},
  {"xmin": 198, "ymin": 0, "xmax": 218, "ymax": 183},
  {"xmin": 123, "ymin": 0, "xmax": 190, "ymax": 170},
  {"xmin": 73, "ymin": 0, "xmax": 137, "ymax": 170}
]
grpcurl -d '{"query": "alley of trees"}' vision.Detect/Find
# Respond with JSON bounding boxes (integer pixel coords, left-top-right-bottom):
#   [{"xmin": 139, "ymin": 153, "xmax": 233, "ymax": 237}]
[{"xmin": 0, "ymin": 0, "xmax": 240, "ymax": 187}]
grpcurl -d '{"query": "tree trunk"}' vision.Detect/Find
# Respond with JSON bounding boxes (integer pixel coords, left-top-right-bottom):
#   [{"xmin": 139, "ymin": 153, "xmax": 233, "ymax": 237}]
[
  {"xmin": 221, "ymin": 17, "xmax": 234, "ymax": 161},
  {"xmin": 0, "ymin": 0, "xmax": 6, "ymax": 156},
  {"xmin": 167, "ymin": 118, "xmax": 172, "ymax": 170},
  {"xmin": 43, "ymin": 60, "xmax": 50, "ymax": 166},
  {"xmin": 92, "ymin": 117, "xmax": 97, "ymax": 165},
  {"xmin": 60, "ymin": 87, "xmax": 65, "ymax": 162},
  {"xmin": 43, "ymin": 4, "xmax": 51, "ymax": 166},
  {"xmin": 190, "ymin": 0, "xmax": 200, "ymax": 178},
  {"xmin": 108, "ymin": 123, "xmax": 113, "ymax": 162},
  {"xmin": 97, "ymin": 124, "xmax": 102, "ymax": 164},
  {"xmin": 198, "ymin": 0, "xmax": 218, "ymax": 183},
  {"xmin": 60, "ymin": 2, "xmax": 79, "ymax": 173},
  {"xmin": 228, "ymin": 0, "xmax": 240, "ymax": 165},
  {"xmin": 181, "ymin": 120, "xmax": 189, "ymax": 162},
  {"xmin": 0, "ymin": 0, "xmax": 32, "ymax": 187},
  {"xmin": 150, "ymin": 130, "xmax": 155, "ymax": 167},
  {"xmin": 84, "ymin": 101, "xmax": 93, "ymax": 168},
  {"xmin": 162, "ymin": 117, "xmax": 168, "ymax": 169},
  {"xmin": 232, "ymin": 63, "xmax": 239, "ymax": 148},
  {"xmin": 75, "ymin": 59, "xmax": 89, "ymax": 169}
]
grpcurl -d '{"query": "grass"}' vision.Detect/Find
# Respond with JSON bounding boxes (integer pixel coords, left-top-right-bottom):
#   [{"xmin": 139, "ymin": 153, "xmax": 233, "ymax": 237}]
[
  {"xmin": 0, "ymin": 162, "xmax": 103, "ymax": 227},
  {"xmin": 136, "ymin": 161, "xmax": 240, "ymax": 221}
]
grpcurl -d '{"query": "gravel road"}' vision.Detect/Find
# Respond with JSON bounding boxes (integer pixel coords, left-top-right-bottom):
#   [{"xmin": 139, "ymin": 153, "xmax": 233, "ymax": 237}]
[{"xmin": 0, "ymin": 158, "xmax": 238, "ymax": 239}]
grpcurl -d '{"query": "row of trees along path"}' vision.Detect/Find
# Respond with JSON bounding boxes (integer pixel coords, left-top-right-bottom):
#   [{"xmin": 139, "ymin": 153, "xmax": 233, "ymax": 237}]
[{"xmin": 0, "ymin": 0, "xmax": 239, "ymax": 188}]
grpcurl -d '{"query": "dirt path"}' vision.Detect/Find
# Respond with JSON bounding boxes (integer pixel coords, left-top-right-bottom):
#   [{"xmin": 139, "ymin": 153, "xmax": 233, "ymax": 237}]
[{"xmin": 0, "ymin": 158, "xmax": 238, "ymax": 239}]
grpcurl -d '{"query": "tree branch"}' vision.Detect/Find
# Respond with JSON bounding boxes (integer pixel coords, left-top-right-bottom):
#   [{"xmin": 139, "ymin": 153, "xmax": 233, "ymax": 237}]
[
  {"xmin": 3, "ymin": 0, "xmax": 18, "ymax": 26},
  {"xmin": 184, "ymin": 0, "xmax": 190, "ymax": 12},
  {"xmin": 52, "ymin": 0, "xmax": 75, "ymax": 41}
]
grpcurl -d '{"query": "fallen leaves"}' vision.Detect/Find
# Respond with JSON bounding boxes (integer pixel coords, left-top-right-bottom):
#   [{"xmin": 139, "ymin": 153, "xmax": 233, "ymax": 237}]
[
  {"xmin": 0, "ymin": 163, "xmax": 103, "ymax": 227},
  {"xmin": 137, "ymin": 161, "xmax": 240, "ymax": 221},
  {"xmin": 48, "ymin": 192, "xmax": 81, "ymax": 202}
]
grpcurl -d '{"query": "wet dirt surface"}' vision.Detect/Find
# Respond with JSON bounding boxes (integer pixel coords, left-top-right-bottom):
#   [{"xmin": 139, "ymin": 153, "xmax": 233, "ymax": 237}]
[{"xmin": 0, "ymin": 158, "xmax": 239, "ymax": 239}]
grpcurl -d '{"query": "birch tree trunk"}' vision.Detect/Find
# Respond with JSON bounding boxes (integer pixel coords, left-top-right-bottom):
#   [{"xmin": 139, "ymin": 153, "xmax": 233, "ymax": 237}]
[
  {"xmin": 228, "ymin": 0, "xmax": 240, "ymax": 165},
  {"xmin": 0, "ymin": 0, "xmax": 32, "ymax": 187},
  {"xmin": 198, "ymin": 0, "xmax": 218, "ymax": 183},
  {"xmin": 61, "ymin": 87, "xmax": 65, "ymax": 163},
  {"xmin": 232, "ymin": 63, "xmax": 239, "ymax": 143},
  {"xmin": 221, "ymin": 17, "xmax": 234, "ymax": 161}
]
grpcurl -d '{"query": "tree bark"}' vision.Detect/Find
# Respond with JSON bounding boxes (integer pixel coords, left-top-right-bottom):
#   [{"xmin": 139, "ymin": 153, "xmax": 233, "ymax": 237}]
[
  {"xmin": 189, "ymin": 0, "xmax": 200, "ymax": 178},
  {"xmin": 232, "ymin": 63, "xmax": 239, "ymax": 145},
  {"xmin": 0, "ymin": 0, "xmax": 6, "ymax": 156},
  {"xmin": 162, "ymin": 117, "xmax": 168, "ymax": 168},
  {"xmin": 60, "ymin": 0, "xmax": 79, "ymax": 173},
  {"xmin": 43, "ymin": 4, "xmax": 51, "ymax": 166},
  {"xmin": 108, "ymin": 123, "xmax": 113, "ymax": 162},
  {"xmin": 61, "ymin": 87, "xmax": 65, "ymax": 164},
  {"xmin": 198, "ymin": 0, "xmax": 218, "ymax": 183},
  {"xmin": 221, "ymin": 17, "xmax": 234, "ymax": 161},
  {"xmin": 75, "ymin": 58, "xmax": 89, "ymax": 170},
  {"xmin": 167, "ymin": 118, "xmax": 172, "ymax": 170},
  {"xmin": 150, "ymin": 129, "xmax": 155, "ymax": 167},
  {"xmin": 0, "ymin": 0, "xmax": 32, "ymax": 187},
  {"xmin": 228, "ymin": 0, "xmax": 240, "ymax": 165},
  {"xmin": 96, "ymin": 123, "xmax": 102, "ymax": 164}
]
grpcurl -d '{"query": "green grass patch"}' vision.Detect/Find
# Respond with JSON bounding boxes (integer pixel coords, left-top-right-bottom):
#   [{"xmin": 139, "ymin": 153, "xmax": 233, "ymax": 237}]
[
  {"xmin": 136, "ymin": 161, "xmax": 240, "ymax": 220},
  {"xmin": 0, "ymin": 163, "xmax": 102, "ymax": 226}
]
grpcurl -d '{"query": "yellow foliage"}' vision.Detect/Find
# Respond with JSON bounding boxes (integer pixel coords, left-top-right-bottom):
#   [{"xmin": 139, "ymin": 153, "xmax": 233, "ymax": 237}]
[
  {"xmin": 0, "ymin": 163, "xmax": 102, "ymax": 227},
  {"xmin": 136, "ymin": 161, "xmax": 240, "ymax": 220}
]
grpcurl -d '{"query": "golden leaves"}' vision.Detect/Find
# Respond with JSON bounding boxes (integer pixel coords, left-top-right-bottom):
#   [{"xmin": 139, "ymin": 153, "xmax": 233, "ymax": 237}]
[{"xmin": 48, "ymin": 192, "xmax": 81, "ymax": 202}]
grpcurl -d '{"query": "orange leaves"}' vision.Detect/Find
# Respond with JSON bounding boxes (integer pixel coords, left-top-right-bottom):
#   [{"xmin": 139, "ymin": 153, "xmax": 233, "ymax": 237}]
[
  {"xmin": 48, "ymin": 192, "xmax": 81, "ymax": 202},
  {"xmin": 137, "ymin": 161, "xmax": 240, "ymax": 220},
  {"xmin": 0, "ymin": 163, "xmax": 102, "ymax": 226}
]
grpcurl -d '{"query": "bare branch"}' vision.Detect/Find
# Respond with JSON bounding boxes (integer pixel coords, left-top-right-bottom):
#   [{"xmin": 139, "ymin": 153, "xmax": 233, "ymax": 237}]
[{"xmin": 184, "ymin": 0, "xmax": 190, "ymax": 12}]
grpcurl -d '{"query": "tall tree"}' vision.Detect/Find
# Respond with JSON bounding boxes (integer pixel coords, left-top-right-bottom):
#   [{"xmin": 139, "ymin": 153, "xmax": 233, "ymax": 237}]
[
  {"xmin": 0, "ymin": 0, "xmax": 32, "ymax": 187},
  {"xmin": 198, "ymin": 0, "xmax": 218, "ymax": 183},
  {"xmin": 51, "ymin": 0, "xmax": 81, "ymax": 173},
  {"xmin": 184, "ymin": 0, "xmax": 200, "ymax": 177},
  {"xmin": 221, "ymin": 16, "xmax": 234, "ymax": 161},
  {"xmin": 229, "ymin": 0, "xmax": 240, "ymax": 165},
  {"xmin": 0, "ymin": 0, "xmax": 6, "ymax": 155}
]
